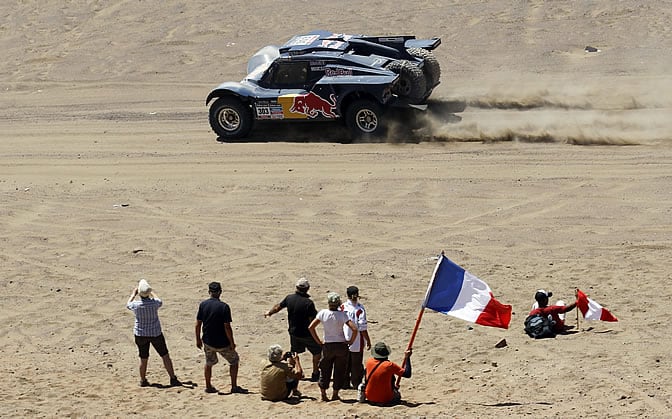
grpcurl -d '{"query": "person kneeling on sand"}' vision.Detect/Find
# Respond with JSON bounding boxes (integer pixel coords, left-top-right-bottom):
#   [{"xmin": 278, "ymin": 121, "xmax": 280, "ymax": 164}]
[
  {"xmin": 363, "ymin": 342, "xmax": 412, "ymax": 405},
  {"xmin": 126, "ymin": 279, "xmax": 181, "ymax": 387},
  {"xmin": 260, "ymin": 344, "xmax": 303, "ymax": 401}
]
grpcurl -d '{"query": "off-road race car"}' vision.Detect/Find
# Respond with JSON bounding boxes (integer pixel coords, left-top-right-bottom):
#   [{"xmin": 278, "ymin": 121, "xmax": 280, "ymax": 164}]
[{"xmin": 206, "ymin": 30, "xmax": 442, "ymax": 140}]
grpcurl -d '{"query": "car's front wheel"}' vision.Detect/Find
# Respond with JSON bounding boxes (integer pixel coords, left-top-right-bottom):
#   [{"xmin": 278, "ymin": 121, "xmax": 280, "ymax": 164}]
[
  {"xmin": 345, "ymin": 99, "xmax": 385, "ymax": 139},
  {"xmin": 208, "ymin": 96, "xmax": 253, "ymax": 140}
]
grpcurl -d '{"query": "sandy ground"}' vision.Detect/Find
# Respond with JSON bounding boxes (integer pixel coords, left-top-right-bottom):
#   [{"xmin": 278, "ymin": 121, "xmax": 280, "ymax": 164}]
[{"xmin": 1, "ymin": 1, "xmax": 671, "ymax": 418}]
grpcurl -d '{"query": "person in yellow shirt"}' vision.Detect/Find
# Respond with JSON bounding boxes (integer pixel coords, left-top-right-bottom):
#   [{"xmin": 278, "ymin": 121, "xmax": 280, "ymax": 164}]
[{"xmin": 260, "ymin": 344, "xmax": 303, "ymax": 401}]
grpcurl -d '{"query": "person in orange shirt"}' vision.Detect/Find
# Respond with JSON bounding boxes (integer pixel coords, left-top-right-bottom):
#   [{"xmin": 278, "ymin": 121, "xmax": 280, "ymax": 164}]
[{"xmin": 363, "ymin": 342, "xmax": 412, "ymax": 405}]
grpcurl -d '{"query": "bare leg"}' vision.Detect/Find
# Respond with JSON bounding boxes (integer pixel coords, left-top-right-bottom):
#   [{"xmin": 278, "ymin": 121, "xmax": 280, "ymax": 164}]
[
  {"xmin": 161, "ymin": 354, "xmax": 176, "ymax": 378},
  {"xmin": 139, "ymin": 358, "xmax": 148, "ymax": 381},
  {"xmin": 229, "ymin": 363, "xmax": 238, "ymax": 389},
  {"xmin": 204, "ymin": 365, "xmax": 213, "ymax": 389}
]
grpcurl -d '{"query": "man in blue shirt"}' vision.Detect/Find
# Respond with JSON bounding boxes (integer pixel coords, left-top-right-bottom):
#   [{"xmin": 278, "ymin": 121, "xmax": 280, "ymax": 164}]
[{"xmin": 126, "ymin": 279, "xmax": 180, "ymax": 387}]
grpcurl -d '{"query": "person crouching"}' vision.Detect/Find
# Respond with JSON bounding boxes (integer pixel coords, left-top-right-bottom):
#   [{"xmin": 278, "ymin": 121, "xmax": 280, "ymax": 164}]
[{"xmin": 260, "ymin": 344, "xmax": 303, "ymax": 401}]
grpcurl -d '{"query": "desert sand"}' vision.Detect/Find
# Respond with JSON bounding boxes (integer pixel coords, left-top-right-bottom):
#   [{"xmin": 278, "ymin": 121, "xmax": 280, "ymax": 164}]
[{"xmin": 1, "ymin": 1, "xmax": 671, "ymax": 418}]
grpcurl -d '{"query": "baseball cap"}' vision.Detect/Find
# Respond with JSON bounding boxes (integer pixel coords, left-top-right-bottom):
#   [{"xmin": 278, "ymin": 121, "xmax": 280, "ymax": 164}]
[
  {"xmin": 327, "ymin": 291, "xmax": 341, "ymax": 305},
  {"xmin": 296, "ymin": 277, "xmax": 310, "ymax": 289}
]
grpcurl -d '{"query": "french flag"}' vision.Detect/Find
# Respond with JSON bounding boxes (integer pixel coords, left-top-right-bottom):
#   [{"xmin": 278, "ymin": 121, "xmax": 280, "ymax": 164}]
[
  {"xmin": 576, "ymin": 289, "xmax": 618, "ymax": 322},
  {"xmin": 422, "ymin": 255, "xmax": 512, "ymax": 329}
]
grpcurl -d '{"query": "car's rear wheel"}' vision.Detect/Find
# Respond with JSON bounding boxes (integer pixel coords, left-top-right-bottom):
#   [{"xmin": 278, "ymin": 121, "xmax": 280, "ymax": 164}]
[
  {"xmin": 209, "ymin": 96, "xmax": 253, "ymax": 140},
  {"xmin": 407, "ymin": 47, "xmax": 441, "ymax": 88},
  {"xmin": 385, "ymin": 59, "xmax": 426, "ymax": 104},
  {"xmin": 345, "ymin": 99, "xmax": 385, "ymax": 139}
]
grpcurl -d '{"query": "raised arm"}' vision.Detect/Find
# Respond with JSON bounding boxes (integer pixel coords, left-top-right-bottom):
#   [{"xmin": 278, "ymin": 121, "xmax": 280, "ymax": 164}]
[{"xmin": 127, "ymin": 287, "xmax": 138, "ymax": 305}]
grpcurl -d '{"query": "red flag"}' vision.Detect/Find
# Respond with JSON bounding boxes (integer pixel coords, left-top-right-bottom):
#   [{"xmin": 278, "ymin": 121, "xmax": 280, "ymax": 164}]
[{"xmin": 576, "ymin": 289, "xmax": 618, "ymax": 322}]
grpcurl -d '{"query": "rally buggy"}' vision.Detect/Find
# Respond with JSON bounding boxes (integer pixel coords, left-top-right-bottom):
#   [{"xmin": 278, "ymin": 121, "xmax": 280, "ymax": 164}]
[{"xmin": 206, "ymin": 30, "xmax": 442, "ymax": 140}]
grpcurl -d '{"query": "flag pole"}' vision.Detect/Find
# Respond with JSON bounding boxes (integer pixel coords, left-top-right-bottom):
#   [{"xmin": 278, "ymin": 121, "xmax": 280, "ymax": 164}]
[
  {"xmin": 395, "ymin": 306, "xmax": 425, "ymax": 388},
  {"xmin": 395, "ymin": 250, "xmax": 443, "ymax": 388},
  {"xmin": 575, "ymin": 288, "xmax": 580, "ymax": 331}
]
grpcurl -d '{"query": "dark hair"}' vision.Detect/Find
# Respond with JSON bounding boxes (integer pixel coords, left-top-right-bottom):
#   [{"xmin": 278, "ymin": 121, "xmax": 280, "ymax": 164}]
[{"xmin": 346, "ymin": 286, "xmax": 359, "ymax": 298}]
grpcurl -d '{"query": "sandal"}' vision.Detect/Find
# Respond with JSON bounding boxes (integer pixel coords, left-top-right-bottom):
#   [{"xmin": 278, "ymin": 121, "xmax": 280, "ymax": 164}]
[
  {"xmin": 205, "ymin": 386, "xmax": 218, "ymax": 394},
  {"xmin": 231, "ymin": 385, "xmax": 248, "ymax": 394}
]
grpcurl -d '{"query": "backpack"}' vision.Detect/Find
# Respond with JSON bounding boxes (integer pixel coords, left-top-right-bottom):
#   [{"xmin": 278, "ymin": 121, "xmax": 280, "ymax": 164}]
[{"xmin": 524, "ymin": 314, "xmax": 556, "ymax": 339}]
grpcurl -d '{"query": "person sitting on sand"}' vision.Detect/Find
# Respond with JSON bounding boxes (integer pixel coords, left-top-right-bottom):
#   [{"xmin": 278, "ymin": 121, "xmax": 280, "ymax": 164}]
[
  {"xmin": 260, "ymin": 344, "xmax": 303, "ymax": 401},
  {"xmin": 364, "ymin": 342, "xmax": 412, "ymax": 405},
  {"xmin": 126, "ymin": 279, "xmax": 181, "ymax": 387},
  {"xmin": 529, "ymin": 289, "xmax": 577, "ymax": 333}
]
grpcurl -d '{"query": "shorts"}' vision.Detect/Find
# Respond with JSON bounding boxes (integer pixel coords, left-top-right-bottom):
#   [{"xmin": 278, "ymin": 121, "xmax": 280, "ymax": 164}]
[
  {"xmin": 204, "ymin": 343, "xmax": 240, "ymax": 367},
  {"xmin": 290, "ymin": 334, "xmax": 322, "ymax": 355},
  {"xmin": 135, "ymin": 333, "xmax": 169, "ymax": 359}
]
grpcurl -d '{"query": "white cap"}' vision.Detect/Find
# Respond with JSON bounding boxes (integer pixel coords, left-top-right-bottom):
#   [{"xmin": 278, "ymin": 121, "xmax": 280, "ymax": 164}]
[{"xmin": 138, "ymin": 279, "xmax": 152, "ymax": 297}]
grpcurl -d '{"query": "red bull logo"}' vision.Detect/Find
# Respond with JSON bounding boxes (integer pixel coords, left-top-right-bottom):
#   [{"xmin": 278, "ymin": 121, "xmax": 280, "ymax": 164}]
[{"xmin": 289, "ymin": 92, "xmax": 337, "ymax": 118}]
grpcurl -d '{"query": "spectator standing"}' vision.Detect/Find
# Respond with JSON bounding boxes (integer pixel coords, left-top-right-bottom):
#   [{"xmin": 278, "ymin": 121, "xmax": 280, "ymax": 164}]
[
  {"xmin": 340, "ymin": 285, "xmax": 371, "ymax": 389},
  {"xmin": 308, "ymin": 292, "xmax": 357, "ymax": 401},
  {"xmin": 264, "ymin": 278, "xmax": 322, "ymax": 381},
  {"xmin": 126, "ymin": 279, "xmax": 180, "ymax": 387},
  {"xmin": 195, "ymin": 281, "xmax": 247, "ymax": 394}
]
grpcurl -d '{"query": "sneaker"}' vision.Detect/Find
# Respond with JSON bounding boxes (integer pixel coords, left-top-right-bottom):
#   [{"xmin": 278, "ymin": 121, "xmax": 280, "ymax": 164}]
[
  {"xmin": 205, "ymin": 386, "xmax": 218, "ymax": 394},
  {"xmin": 310, "ymin": 372, "xmax": 320, "ymax": 382},
  {"xmin": 170, "ymin": 376, "xmax": 181, "ymax": 387},
  {"xmin": 140, "ymin": 379, "xmax": 149, "ymax": 387},
  {"xmin": 231, "ymin": 385, "xmax": 248, "ymax": 394}
]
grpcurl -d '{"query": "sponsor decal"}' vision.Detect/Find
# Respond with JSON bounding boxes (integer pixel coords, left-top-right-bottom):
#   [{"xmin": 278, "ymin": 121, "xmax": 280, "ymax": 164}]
[
  {"xmin": 319, "ymin": 40, "xmax": 345, "ymax": 49},
  {"xmin": 255, "ymin": 102, "xmax": 284, "ymax": 119},
  {"xmin": 378, "ymin": 37, "xmax": 404, "ymax": 43},
  {"xmin": 286, "ymin": 34, "xmax": 320, "ymax": 46},
  {"xmin": 288, "ymin": 92, "xmax": 338, "ymax": 119},
  {"xmin": 325, "ymin": 67, "xmax": 352, "ymax": 77},
  {"xmin": 330, "ymin": 33, "xmax": 354, "ymax": 41}
]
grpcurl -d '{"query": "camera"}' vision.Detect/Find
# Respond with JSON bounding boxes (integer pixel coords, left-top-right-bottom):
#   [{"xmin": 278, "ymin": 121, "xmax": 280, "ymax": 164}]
[{"xmin": 282, "ymin": 351, "xmax": 294, "ymax": 361}]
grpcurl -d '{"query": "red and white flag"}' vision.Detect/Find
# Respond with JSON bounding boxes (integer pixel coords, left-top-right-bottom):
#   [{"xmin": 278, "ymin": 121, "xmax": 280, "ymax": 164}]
[{"xmin": 576, "ymin": 289, "xmax": 618, "ymax": 322}]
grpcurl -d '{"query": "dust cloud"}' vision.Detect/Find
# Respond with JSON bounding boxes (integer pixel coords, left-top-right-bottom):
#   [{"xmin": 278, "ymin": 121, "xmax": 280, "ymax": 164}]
[{"xmin": 390, "ymin": 76, "xmax": 672, "ymax": 145}]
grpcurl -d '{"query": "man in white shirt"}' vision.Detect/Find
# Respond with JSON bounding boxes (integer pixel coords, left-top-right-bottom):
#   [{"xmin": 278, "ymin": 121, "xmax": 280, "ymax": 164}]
[{"xmin": 341, "ymin": 286, "xmax": 371, "ymax": 390}]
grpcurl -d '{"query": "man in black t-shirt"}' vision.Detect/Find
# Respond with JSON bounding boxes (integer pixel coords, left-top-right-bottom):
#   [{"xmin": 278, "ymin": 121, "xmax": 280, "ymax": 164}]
[
  {"xmin": 196, "ymin": 282, "xmax": 247, "ymax": 394},
  {"xmin": 265, "ymin": 278, "xmax": 322, "ymax": 381}
]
